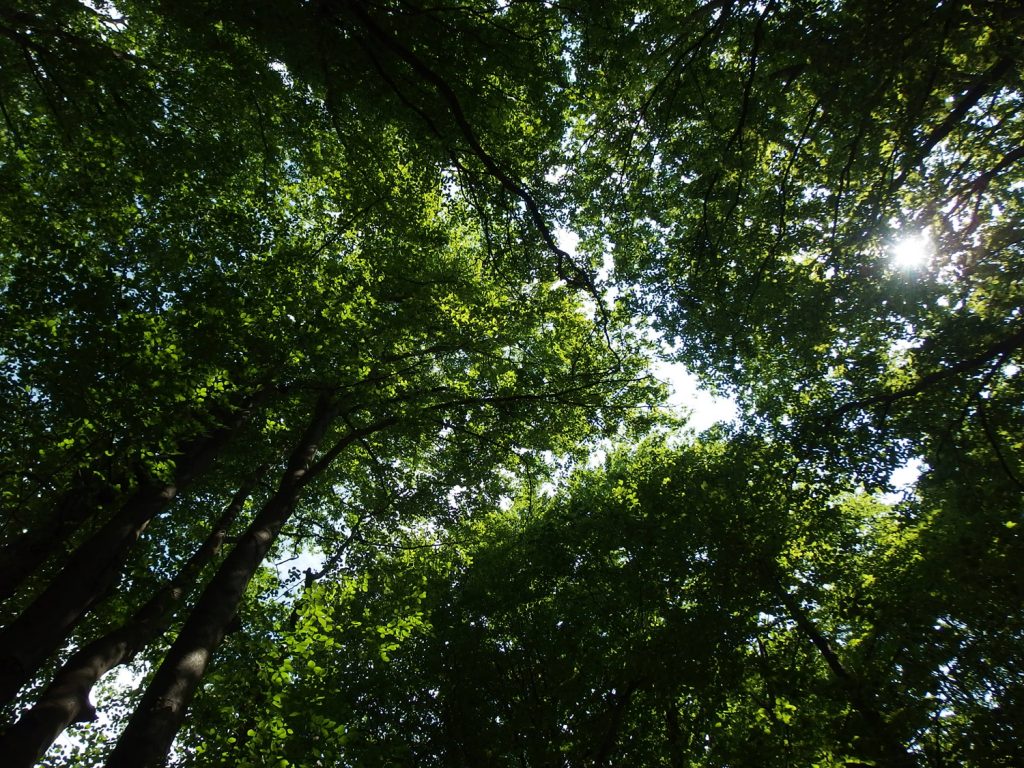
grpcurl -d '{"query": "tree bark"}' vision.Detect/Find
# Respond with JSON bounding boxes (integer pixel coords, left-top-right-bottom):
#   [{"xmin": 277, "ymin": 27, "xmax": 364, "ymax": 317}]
[
  {"xmin": 0, "ymin": 469, "xmax": 264, "ymax": 768},
  {"xmin": 590, "ymin": 682, "xmax": 636, "ymax": 767},
  {"xmin": 0, "ymin": 398, "xmax": 258, "ymax": 708},
  {"xmin": 105, "ymin": 395, "xmax": 392, "ymax": 768},
  {"xmin": 664, "ymin": 705, "xmax": 684, "ymax": 768},
  {"xmin": 0, "ymin": 458, "xmax": 131, "ymax": 607}
]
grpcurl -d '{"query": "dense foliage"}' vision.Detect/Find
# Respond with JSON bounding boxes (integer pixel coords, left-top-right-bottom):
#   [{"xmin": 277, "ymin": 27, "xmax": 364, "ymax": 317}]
[{"xmin": 1, "ymin": 1, "xmax": 1021, "ymax": 766}]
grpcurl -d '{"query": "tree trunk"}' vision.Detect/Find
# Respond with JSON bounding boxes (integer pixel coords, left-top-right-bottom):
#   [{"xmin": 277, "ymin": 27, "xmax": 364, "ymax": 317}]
[
  {"xmin": 590, "ymin": 682, "xmax": 635, "ymax": 767},
  {"xmin": 664, "ymin": 703, "xmax": 684, "ymax": 768},
  {"xmin": 104, "ymin": 394, "xmax": 343, "ymax": 768},
  {"xmin": 776, "ymin": 586, "xmax": 918, "ymax": 768},
  {"xmin": 0, "ymin": 458, "xmax": 131, "ymax": 607},
  {"xmin": 0, "ymin": 399, "xmax": 257, "ymax": 708},
  {"xmin": 0, "ymin": 469, "xmax": 264, "ymax": 768}
]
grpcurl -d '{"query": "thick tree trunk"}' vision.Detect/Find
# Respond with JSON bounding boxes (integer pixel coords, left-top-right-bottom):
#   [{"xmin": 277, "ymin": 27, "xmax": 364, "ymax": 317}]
[
  {"xmin": 0, "ymin": 460, "xmax": 131, "ymax": 607},
  {"xmin": 0, "ymin": 400, "xmax": 257, "ymax": 708},
  {"xmin": 664, "ymin": 704, "xmax": 684, "ymax": 768},
  {"xmin": 590, "ymin": 682, "xmax": 635, "ymax": 767},
  {"xmin": 104, "ymin": 394, "xmax": 341, "ymax": 768},
  {"xmin": 0, "ymin": 470, "xmax": 264, "ymax": 768}
]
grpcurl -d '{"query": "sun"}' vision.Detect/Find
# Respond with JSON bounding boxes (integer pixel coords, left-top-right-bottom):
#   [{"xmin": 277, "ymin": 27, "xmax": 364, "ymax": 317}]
[{"xmin": 890, "ymin": 231, "xmax": 933, "ymax": 269}]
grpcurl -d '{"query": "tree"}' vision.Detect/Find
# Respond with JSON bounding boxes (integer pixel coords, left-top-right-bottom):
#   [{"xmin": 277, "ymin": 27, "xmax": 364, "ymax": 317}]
[
  {"xmin": 197, "ymin": 434, "xmax": 1016, "ymax": 767},
  {"xmin": 2, "ymin": 1, "xmax": 1022, "ymax": 767},
  {"xmin": 567, "ymin": 0, "xmax": 1024, "ymax": 473},
  {"xmin": 1, "ymin": 2, "xmax": 653, "ymax": 764},
  {"xmin": 180, "ymin": 436, "xmax": 871, "ymax": 767}
]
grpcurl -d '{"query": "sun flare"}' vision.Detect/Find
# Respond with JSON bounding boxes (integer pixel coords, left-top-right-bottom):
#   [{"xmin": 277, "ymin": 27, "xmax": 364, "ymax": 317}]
[{"xmin": 891, "ymin": 232, "xmax": 932, "ymax": 269}]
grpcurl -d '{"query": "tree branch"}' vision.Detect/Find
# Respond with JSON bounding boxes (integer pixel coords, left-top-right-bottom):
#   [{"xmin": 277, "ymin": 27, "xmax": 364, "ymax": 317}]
[{"xmin": 832, "ymin": 325, "xmax": 1024, "ymax": 420}]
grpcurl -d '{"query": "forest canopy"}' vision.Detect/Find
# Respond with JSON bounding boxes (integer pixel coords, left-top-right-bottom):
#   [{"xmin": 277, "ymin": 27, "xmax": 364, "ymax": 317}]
[{"xmin": 1, "ymin": 0, "xmax": 1022, "ymax": 766}]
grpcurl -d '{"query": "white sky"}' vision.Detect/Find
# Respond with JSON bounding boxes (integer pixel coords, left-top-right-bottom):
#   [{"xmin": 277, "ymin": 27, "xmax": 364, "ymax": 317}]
[{"xmin": 650, "ymin": 359, "xmax": 738, "ymax": 431}]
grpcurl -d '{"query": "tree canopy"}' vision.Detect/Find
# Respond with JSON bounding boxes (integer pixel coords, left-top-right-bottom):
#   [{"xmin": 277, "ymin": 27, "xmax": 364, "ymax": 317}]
[{"xmin": 0, "ymin": 1, "xmax": 1021, "ymax": 766}]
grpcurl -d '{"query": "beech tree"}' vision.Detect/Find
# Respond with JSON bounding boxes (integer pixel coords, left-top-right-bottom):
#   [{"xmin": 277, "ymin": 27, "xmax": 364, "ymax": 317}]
[
  {"xmin": 188, "ymin": 436, "xmax": 1016, "ymax": 767},
  {"xmin": 1, "ymin": 1, "xmax": 1022, "ymax": 767}
]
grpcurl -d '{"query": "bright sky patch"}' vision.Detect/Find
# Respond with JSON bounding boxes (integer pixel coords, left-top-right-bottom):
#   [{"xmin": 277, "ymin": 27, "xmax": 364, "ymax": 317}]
[{"xmin": 890, "ymin": 231, "xmax": 933, "ymax": 269}]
